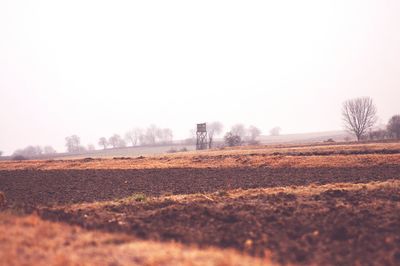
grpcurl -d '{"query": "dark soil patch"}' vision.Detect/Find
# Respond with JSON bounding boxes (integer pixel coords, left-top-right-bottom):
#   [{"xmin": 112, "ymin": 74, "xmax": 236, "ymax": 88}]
[
  {"xmin": 1, "ymin": 166, "xmax": 399, "ymax": 207},
  {"xmin": 39, "ymin": 185, "xmax": 400, "ymax": 266}
]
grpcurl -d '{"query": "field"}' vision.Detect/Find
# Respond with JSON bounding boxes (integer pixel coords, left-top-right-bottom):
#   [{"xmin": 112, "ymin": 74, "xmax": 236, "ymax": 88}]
[{"xmin": 1, "ymin": 142, "xmax": 400, "ymax": 265}]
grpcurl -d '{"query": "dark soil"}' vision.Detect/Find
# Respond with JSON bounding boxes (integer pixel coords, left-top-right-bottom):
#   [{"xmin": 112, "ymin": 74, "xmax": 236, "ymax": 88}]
[
  {"xmin": 1, "ymin": 162, "xmax": 399, "ymax": 265},
  {"xmin": 1, "ymin": 166, "xmax": 399, "ymax": 207},
  {"xmin": 39, "ymin": 183, "xmax": 400, "ymax": 266}
]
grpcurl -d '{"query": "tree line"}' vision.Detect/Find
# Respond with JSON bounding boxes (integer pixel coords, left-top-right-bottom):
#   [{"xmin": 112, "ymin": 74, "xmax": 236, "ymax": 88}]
[
  {"xmin": 0, "ymin": 124, "xmax": 284, "ymax": 158},
  {"xmin": 63, "ymin": 123, "xmax": 264, "ymax": 154},
  {"xmin": 5, "ymin": 97, "xmax": 398, "ymax": 158},
  {"xmin": 96, "ymin": 125, "xmax": 174, "ymax": 151},
  {"xmin": 10, "ymin": 145, "xmax": 57, "ymax": 159},
  {"xmin": 223, "ymin": 124, "xmax": 262, "ymax": 147},
  {"xmin": 183, "ymin": 122, "xmax": 265, "ymax": 148}
]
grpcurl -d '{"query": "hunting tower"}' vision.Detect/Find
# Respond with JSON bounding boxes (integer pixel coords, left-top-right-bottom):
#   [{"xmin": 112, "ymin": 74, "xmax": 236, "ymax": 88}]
[{"xmin": 196, "ymin": 123, "xmax": 208, "ymax": 150}]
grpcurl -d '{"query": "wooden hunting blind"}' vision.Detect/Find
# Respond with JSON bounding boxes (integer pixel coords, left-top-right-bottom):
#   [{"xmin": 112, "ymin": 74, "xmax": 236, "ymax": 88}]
[{"xmin": 196, "ymin": 123, "xmax": 208, "ymax": 150}]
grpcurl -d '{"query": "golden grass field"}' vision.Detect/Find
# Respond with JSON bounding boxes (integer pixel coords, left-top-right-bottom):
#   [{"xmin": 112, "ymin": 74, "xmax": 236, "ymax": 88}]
[{"xmin": 0, "ymin": 141, "xmax": 399, "ymax": 265}]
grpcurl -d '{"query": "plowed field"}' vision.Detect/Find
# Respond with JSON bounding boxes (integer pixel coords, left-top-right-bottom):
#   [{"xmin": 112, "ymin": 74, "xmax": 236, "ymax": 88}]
[{"xmin": 1, "ymin": 142, "xmax": 400, "ymax": 265}]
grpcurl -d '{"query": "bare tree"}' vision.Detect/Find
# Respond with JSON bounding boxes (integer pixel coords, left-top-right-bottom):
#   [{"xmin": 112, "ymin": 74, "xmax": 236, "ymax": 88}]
[
  {"xmin": 43, "ymin": 146, "xmax": 56, "ymax": 154},
  {"xmin": 125, "ymin": 128, "xmax": 143, "ymax": 146},
  {"xmin": 139, "ymin": 133, "xmax": 146, "ymax": 146},
  {"xmin": 231, "ymin": 124, "xmax": 246, "ymax": 140},
  {"xmin": 0, "ymin": 151, "xmax": 2, "ymax": 156},
  {"xmin": 224, "ymin": 132, "xmax": 241, "ymax": 147},
  {"xmin": 342, "ymin": 97, "xmax": 377, "ymax": 141},
  {"xmin": 387, "ymin": 115, "xmax": 400, "ymax": 139},
  {"xmin": 143, "ymin": 124, "xmax": 158, "ymax": 145},
  {"xmin": 160, "ymin": 128, "xmax": 173, "ymax": 144},
  {"xmin": 34, "ymin": 146, "xmax": 43, "ymax": 155},
  {"xmin": 108, "ymin": 134, "xmax": 126, "ymax": 148},
  {"xmin": 208, "ymin": 121, "xmax": 223, "ymax": 148},
  {"xmin": 108, "ymin": 135, "xmax": 119, "ymax": 148},
  {"xmin": 155, "ymin": 127, "xmax": 163, "ymax": 143},
  {"xmin": 98, "ymin": 137, "xmax": 108, "ymax": 149},
  {"xmin": 141, "ymin": 126, "xmax": 173, "ymax": 145},
  {"xmin": 270, "ymin": 127, "xmax": 281, "ymax": 136},
  {"xmin": 247, "ymin": 125, "xmax": 261, "ymax": 144},
  {"xmin": 65, "ymin": 135, "xmax": 81, "ymax": 153}
]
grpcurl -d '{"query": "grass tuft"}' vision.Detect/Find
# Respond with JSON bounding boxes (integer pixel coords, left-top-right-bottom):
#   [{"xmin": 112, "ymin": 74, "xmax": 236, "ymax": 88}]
[
  {"xmin": 128, "ymin": 193, "xmax": 147, "ymax": 202},
  {"xmin": 0, "ymin": 191, "xmax": 6, "ymax": 207},
  {"xmin": 216, "ymin": 190, "xmax": 229, "ymax": 197}
]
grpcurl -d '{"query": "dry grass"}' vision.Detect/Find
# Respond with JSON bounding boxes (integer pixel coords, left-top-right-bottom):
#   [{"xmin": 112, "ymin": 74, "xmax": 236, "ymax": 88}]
[
  {"xmin": 57, "ymin": 179, "xmax": 400, "ymax": 214},
  {"xmin": 1, "ymin": 141, "xmax": 400, "ymax": 170},
  {"xmin": 0, "ymin": 213, "xmax": 269, "ymax": 266},
  {"xmin": 0, "ymin": 191, "xmax": 6, "ymax": 207}
]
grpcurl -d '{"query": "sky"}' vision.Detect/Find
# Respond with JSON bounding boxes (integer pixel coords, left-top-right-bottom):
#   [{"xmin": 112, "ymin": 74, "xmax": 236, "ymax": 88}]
[{"xmin": 0, "ymin": 0, "xmax": 399, "ymax": 155}]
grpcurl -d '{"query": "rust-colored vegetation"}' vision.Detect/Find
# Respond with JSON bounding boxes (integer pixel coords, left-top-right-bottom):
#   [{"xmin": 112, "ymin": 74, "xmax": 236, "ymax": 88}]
[
  {"xmin": 1, "ymin": 142, "xmax": 400, "ymax": 170},
  {"xmin": 0, "ymin": 213, "xmax": 266, "ymax": 266},
  {"xmin": 0, "ymin": 191, "xmax": 6, "ymax": 208}
]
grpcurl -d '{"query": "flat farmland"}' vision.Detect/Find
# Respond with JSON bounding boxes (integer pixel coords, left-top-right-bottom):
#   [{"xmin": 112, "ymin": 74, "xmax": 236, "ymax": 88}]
[{"xmin": 0, "ymin": 142, "xmax": 400, "ymax": 265}]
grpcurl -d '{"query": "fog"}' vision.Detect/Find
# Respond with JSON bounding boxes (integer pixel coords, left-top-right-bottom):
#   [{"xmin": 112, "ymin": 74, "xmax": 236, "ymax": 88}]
[{"xmin": 1, "ymin": 0, "xmax": 399, "ymax": 155}]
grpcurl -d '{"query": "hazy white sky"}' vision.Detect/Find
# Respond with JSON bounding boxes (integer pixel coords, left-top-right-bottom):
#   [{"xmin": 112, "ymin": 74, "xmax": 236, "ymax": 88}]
[{"xmin": 0, "ymin": 0, "xmax": 399, "ymax": 154}]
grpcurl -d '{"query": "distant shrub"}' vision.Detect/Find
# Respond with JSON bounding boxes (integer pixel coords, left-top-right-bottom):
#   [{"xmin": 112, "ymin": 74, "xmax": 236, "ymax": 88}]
[
  {"xmin": 12, "ymin": 155, "xmax": 28, "ymax": 161},
  {"xmin": 12, "ymin": 145, "xmax": 42, "ymax": 158},
  {"xmin": 167, "ymin": 148, "xmax": 178, "ymax": 153},
  {"xmin": 161, "ymin": 191, "xmax": 173, "ymax": 197},
  {"xmin": 112, "ymin": 157, "xmax": 131, "ymax": 160},
  {"xmin": 179, "ymin": 147, "xmax": 188, "ymax": 152},
  {"xmin": 224, "ymin": 132, "xmax": 242, "ymax": 147},
  {"xmin": 216, "ymin": 190, "xmax": 229, "ymax": 197},
  {"xmin": 324, "ymin": 138, "xmax": 335, "ymax": 143},
  {"xmin": 368, "ymin": 129, "xmax": 388, "ymax": 140},
  {"xmin": 130, "ymin": 193, "xmax": 147, "ymax": 202}
]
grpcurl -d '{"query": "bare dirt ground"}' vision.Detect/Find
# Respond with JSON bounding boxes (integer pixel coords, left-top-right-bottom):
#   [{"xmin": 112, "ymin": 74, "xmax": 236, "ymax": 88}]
[{"xmin": 1, "ymin": 141, "xmax": 400, "ymax": 265}]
